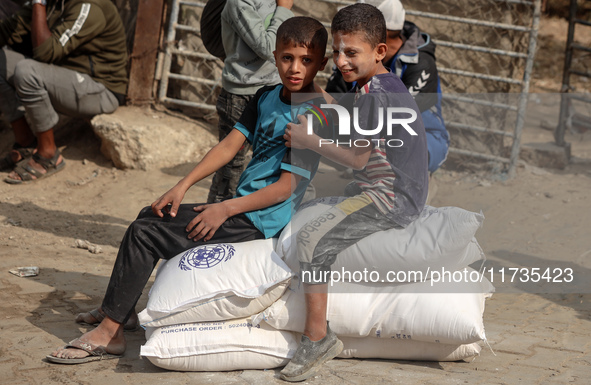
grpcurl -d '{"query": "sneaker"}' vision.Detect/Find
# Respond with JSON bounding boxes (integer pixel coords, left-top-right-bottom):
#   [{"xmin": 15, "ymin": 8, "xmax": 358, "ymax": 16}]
[{"xmin": 280, "ymin": 324, "xmax": 343, "ymax": 382}]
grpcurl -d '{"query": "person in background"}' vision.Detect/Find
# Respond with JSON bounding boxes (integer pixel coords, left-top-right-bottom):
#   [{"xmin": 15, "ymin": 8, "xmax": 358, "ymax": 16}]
[
  {"xmin": 0, "ymin": 0, "xmax": 128, "ymax": 183},
  {"xmin": 207, "ymin": 0, "xmax": 294, "ymax": 203},
  {"xmin": 327, "ymin": 0, "xmax": 449, "ymax": 174}
]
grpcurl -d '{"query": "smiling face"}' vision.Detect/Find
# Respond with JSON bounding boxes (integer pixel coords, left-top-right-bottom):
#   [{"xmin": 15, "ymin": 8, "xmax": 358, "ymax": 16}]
[
  {"xmin": 332, "ymin": 31, "xmax": 387, "ymax": 87},
  {"xmin": 274, "ymin": 42, "xmax": 328, "ymax": 101}
]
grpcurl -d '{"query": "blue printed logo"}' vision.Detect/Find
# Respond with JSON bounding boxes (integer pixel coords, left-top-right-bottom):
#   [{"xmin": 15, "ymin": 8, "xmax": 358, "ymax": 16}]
[{"xmin": 178, "ymin": 244, "xmax": 235, "ymax": 270}]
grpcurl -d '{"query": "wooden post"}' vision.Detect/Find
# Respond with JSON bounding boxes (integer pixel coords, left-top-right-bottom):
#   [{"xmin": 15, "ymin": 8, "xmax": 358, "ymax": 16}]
[{"xmin": 126, "ymin": 0, "xmax": 167, "ymax": 105}]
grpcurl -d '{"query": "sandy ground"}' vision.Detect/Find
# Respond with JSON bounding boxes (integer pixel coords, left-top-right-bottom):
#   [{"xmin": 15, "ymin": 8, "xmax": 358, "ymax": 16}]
[
  {"xmin": 0, "ymin": 98, "xmax": 590, "ymax": 385},
  {"xmin": 1, "ymin": 10, "xmax": 591, "ymax": 385}
]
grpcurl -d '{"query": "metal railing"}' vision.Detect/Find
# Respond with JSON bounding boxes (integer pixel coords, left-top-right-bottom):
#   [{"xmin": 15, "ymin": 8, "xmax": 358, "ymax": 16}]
[
  {"xmin": 417, "ymin": 1, "xmax": 539, "ymax": 176},
  {"xmin": 157, "ymin": 0, "xmax": 220, "ymax": 112}
]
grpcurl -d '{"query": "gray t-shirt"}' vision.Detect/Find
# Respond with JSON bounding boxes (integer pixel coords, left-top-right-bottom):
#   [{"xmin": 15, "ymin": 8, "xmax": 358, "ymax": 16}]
[
  {"xmin": 350, "ymin": 72, "xmax": 429, "ymax": 227},
  {"xmin": 220, "ymin": 0, "xmax": 293, "ymax": 95}
]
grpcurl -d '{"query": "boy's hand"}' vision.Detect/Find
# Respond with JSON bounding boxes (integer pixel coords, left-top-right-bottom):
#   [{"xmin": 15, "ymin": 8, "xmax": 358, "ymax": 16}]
[
  {"xmin": 276, "ymin": 0, "xmax": 293, "ymax": 10},
  {"xmin": 151, "ymin": 185, "xmax": 186, "ymax": 218},
  {"xmin": 285, "ymin": 114, "xmax": 315, "ymax": 149},
  {"xmin": 186, "ymin": 203, "xmax": 231, "ymax": 242}
]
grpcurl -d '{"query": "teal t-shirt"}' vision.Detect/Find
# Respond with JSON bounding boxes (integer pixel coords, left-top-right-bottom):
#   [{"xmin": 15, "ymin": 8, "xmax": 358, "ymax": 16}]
[{"xmin": 234, "ymin": 84, "xmax": 332, "ymax": 238}]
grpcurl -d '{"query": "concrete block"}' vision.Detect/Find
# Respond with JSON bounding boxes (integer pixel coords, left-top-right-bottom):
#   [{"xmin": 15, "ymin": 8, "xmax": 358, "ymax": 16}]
[
  {"xmin": 520, "ymin": 142, "xmax": 571, "ymax": 170},
  {"xmin": 91, "ymin": 106, "xmax": 217, "ymax": 170}
]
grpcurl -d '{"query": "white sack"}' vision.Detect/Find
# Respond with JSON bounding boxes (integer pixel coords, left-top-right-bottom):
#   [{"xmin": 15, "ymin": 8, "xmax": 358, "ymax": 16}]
[
  {"xmin": 339, "ymin": 337, "xmax": 481, "ymax": 362},
  {"xmin": 278, "ymin": 198, "xmax": 485, "ymax": 279},
  {"xmin": 254, "ymin": 270, "xmax": 494, "ymax": 345},
  {"xmin": 138, "ymin": 239, "xmax": 292, "ymax": 327},
  {"xmin": 140, "ymin": 318, "xmax": 297, "ymax": 371}
]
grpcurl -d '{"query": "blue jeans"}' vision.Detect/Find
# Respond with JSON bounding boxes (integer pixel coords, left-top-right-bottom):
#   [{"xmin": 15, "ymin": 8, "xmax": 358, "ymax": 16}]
[{"xmin": 422, "ymin": 109, "xmax": 449, "ymax": 173}]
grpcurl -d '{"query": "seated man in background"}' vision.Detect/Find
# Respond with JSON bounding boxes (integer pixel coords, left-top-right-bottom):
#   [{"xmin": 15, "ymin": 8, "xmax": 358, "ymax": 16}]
[
  {"xmin": 326, "ymin": 0, "xmax": 449, "ymax": 174},
  {"xmin": 0, "ymin": 0, "xmax": 128, "ymax": 183}
]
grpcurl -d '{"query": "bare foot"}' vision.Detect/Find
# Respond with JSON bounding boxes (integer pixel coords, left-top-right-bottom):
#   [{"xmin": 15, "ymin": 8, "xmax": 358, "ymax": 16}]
[
  {"xmin": 0, "ymin": 145, "xmax": 36, "ymax": 171},
  {"xmin": 75, "ymin": 309, "xmax": 103, "ymax": 325},
  {"xmin": 7, "ymin": 149, "xmax": 26, "ymax": 164},
  {"xmin": 76, "ymin": 308, "xmax": 139, "ymax": 330},
  {"xmin": 50, "ymin": 319, "xmax": 126, "ymax": 360}
]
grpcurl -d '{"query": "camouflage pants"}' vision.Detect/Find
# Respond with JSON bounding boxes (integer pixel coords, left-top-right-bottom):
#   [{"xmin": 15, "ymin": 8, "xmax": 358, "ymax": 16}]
[
  {"xmin": 298, "ymin": 194, "xmax": 399, "ymax": 284},
  {"xmin": 207, "ymin": 89, "xmax": 253, "ymax": 203}
]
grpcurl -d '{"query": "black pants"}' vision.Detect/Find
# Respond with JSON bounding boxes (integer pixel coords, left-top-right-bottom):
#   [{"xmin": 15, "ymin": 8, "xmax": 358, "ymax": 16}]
[{"xmin": 101, "ymin": 204, "xmax": 265, "ymax": 323}]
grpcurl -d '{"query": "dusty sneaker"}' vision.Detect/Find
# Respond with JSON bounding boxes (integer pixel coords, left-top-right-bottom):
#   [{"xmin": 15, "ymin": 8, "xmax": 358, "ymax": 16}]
[{"xmin": 280, "ymin": 324, "xmax": 343, "ymax": 382}]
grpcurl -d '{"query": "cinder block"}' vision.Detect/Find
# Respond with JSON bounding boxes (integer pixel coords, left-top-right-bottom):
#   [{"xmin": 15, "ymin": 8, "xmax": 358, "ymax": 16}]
[
  {"xmin": 520, "ymin": 142, "xmax": 571, "ymax": 169},
  {"xmin": 91, "ymin": 106, "xmax": 217, "ymax": 170}
]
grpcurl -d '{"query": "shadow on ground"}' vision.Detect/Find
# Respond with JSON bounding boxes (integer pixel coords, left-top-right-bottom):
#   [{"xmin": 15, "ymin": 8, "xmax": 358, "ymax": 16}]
[
  {"xmin": 485, "ymin": 249, "xmax": 591, "ymax": 321},
  {"xmin": 1, "ymin": 201, "xmax": 129, "ymax": 248},
  {"xmin": 15, "ymin": 267, "xmax": 163, "ymax": 374}
]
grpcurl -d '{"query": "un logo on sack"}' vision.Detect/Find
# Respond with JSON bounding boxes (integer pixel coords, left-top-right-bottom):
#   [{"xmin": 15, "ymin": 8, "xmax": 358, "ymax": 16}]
[{"xmin": 178, "ymin": 244, "xmax": 235, "ymax": 271}]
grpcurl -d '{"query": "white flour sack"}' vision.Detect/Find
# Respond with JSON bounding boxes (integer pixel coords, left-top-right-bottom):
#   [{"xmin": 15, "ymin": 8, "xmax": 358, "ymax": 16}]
[
  {"xmin": 138, "ymin": 239, "xmax": 292, "ymax": 328},
  {"xmin": 140, "ymin": 318, "xmax": 297, "ymax": 371},
  {"xmin": 254, "ymin": 271, "xmax": 494, "ymax": 345},
  {"xmin": 338, "ymin": 337, "xmax": 481, "ymax": 362},
  {"xmin": 278, "ymin": 198, "xmax": 485, "ymax": 278},
  {"xmin": 278, "ymin": 196, "xmax": 345, "ymax": 260}
]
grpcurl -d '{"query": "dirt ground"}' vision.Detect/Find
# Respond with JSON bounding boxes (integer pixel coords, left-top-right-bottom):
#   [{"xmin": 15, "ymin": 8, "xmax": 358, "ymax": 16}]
[{"xmin": 1, "ymin": 13, "xmax": 591, "ymax": 385}]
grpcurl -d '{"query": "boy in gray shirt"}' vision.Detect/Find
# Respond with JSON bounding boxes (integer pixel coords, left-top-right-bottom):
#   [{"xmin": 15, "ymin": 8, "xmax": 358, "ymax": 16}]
[{"xmin": 208, "ymin": 0, "xmax": 293, "ymax": 203}]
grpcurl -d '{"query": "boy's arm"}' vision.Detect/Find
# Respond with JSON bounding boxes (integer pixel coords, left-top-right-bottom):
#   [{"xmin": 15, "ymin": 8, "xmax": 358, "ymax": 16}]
[
  {"xmin": 285, "ymin": 115, "xmax": 372, "ymax": 170},
  {"xmin": 151, "ymin": 129, "xmax": 247, "ymax": 218},
  {"xmin": 186, "ymin": 171, "xmax": 300, "ymax": 242}
]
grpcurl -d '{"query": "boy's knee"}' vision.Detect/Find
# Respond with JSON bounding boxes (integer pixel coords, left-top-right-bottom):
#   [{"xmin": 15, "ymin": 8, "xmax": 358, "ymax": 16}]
[
  {"xmin": 137, "ymin": 206, "xmax": 155, "ymax": 220},
  {"xmin": 296, "ymin": 227, "xmax": 314, "ymax": 264},
  {"xmin": 13, "ymin": 59, "xmax": 41, "ymax": 89},
  {"xmin": 126, "ymin": 216, "xmax": 154, "ymax": 240}
]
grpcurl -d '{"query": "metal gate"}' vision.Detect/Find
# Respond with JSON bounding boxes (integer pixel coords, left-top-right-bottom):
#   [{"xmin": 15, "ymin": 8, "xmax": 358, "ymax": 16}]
[{"xmin": 157, "ymin": 0, "xmax": 220, "ymax": 112}]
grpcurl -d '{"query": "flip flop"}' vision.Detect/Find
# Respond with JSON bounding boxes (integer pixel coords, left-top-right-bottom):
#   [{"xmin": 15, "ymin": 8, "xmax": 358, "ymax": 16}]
[
  {"xmin": 76, "ymin": 308, "xmax": 139, "ymax": 332},
  {"xmin": 0, "ymin": 141, "xmax": 37, "ymax": 171},
  {"xmin": 4, "ymin": 150, "xmax": 65, "ymax": 184},
  {"xmin": 45, "ymin": 338, "xmax": 123, "ymax": 365}
]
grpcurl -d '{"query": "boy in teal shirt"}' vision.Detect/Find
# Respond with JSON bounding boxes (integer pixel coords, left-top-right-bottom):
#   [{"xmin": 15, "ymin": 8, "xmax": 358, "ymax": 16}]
[{"xmin": 47, "ymin": 16, "xmax": 331, "ymax": 365}]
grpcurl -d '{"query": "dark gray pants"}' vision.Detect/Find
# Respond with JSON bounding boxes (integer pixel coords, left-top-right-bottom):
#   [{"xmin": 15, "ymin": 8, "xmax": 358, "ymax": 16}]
[
  {"xmin": 101, "ymin": 204, "xmax": 264, "ymax": 323},
  {"xmin": 0, "ymin": 47, "xmax": 119, "ymax": 132}
]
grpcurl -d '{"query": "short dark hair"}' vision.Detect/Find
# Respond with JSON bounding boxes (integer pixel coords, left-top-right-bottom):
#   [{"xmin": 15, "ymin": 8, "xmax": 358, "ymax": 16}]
[
  {"xmin": 277, "ymin": 16, "xmax": 328, "ymax": 54},
  {"xmin": 331, "ymin": 3, "xmax": 386, "ymax": 48}
]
